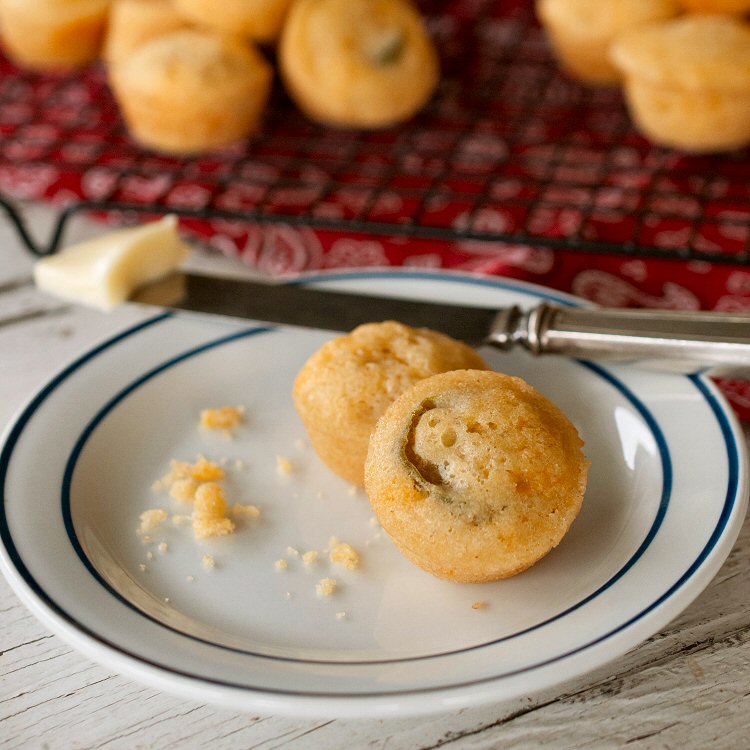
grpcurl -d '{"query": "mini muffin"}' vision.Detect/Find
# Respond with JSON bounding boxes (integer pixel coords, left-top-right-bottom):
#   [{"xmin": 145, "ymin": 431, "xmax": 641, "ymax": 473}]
[
  {"xmin": 0, "ymin": 0, "xmax": 111, "ymax": 71},
  {"xmin": 293, "ymin": 322, "xmax": 487, "ymax": 487},
  {"xmin": 610, "ymin": 15, "xmax": 750, "ymax": 152},
  {"xmin": 172, "ymin": 0, "xmax": 294, "ymax": 44},
  {"xmin": 104, "ymin": 0, "xmax": 189, "ymax": 66},
  {"xmin": 364, "ymin": 370, "xmax": 589, "ymax": 583},
  {"xmin": 109, "ymin": 29, "xmax": 273, "ymax": 154},
  {"xmin": 536, "ymin": 0, "xmax": 679, "ymax": 85},
  {"xmin": 279, "ymin": 0, "xmax": 439, "ymax": 128},
  {"xmin": 678, "ymin": 0, "xmax": 750, "ymax": 12}
]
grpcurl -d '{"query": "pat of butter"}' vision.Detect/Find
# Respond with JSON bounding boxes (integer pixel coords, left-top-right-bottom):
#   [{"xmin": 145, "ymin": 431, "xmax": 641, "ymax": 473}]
[{"xmin": 33, "ymin": 215, "xmax": 190, "ymax": 311}]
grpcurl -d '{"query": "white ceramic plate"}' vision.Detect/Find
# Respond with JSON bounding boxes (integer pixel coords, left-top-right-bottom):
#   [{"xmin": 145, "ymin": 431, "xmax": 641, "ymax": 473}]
[{"xmin": 1, "ymin": 271, "xmax": 747, "ymax": 718}]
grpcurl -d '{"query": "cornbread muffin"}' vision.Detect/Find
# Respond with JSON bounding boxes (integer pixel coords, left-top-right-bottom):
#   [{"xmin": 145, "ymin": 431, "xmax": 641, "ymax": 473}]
[
  {"xmin": 172, "ymin": 0, "xmax": 294, "ymax": 44},
  {"xmin": 293, "ymin": 321, "xmax": 487, "ymax": 487},
  {"xmin": 104, "ymin": 0, "xmax": 189, "ymax": 66},
  {"xmin": 279, "ymin": 0, "xmax": 439, "ymax": 128},
  {"xmin": 536, "ymin": 0, "xmax": 679, "ymax": 85},
  {"xmin": 109, "ymin": 29, "xmax": 273, "ymax": 154},
  {"xmin": 679, "ymin": 0, "xmax": 750, "ymax": 12},
  {"xmin": 364, "ymin": 370, "xmax": 589, "ymax": 583},
  {"xmin": 610, "ymin": 15, "xmax": 750, "ymax": 151},
  {"xmin": 0, "ymin": 0, "xmax": 111, "ymax": 71}
]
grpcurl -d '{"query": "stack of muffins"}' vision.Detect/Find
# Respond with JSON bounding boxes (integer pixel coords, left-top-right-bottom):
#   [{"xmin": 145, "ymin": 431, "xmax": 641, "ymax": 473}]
[
  {"xmin": 0, "ymin": 0, "xmax": 440, "ymax": 154},
  {"xmin": 537, "ymin": 0, "xmax": 750, "ymax": 152}
]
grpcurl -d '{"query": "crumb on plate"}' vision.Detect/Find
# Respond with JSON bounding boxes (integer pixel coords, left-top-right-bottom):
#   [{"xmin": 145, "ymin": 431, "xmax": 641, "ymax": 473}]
[
  {"xmin": 200, "ymin": 405, "xmax": 245, "ymax": 432},
  {"xmin": 138, "ymin": 508, "xmax": 168, "ymax": 535},
  {"xmin": 302, "ymin": 550, "xmax": 319, "ymax": 565},
  {"xmin": 190, "ymin": 455, "xmax": 226, "ymax": 482},
  {"xmin": 315, "ymin": 577, "xmax": 337, "ymax": 597},
  {"xmin": 169, "ymin": 477, "xmax": 200, "ymax": 503},
  {"xmin": 192, "ymin": 516, "xmax": 235, "ymax": 539},
  {"xmin": 276, "ymin": 455, "xmax": 294, "ymax": 476},
  {"xmin": 230, "ymin": 503, "xmax": 261, "ymax": 519},
  {"xmin": 329, "ymin": 542, "xmax": 360, "ymax": 571},
  {"xmin": 159, "ymin": 456, "xmax": 225, "ymax": 488},
  {"xmin": 191, "ymin": 482, "xmax": 235, "ymax": 539}
]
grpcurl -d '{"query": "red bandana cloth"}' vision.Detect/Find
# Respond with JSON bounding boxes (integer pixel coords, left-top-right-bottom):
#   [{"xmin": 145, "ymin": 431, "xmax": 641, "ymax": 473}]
[{"xmin": 1, "ymin": 0, "xmax": 749, "ymax": 418}]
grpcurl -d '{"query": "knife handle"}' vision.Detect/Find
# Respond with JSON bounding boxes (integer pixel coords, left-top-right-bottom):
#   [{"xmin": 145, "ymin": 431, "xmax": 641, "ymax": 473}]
[{"xmin": 488, "ymin": 303, "xmax": 750, "ymax": 377}]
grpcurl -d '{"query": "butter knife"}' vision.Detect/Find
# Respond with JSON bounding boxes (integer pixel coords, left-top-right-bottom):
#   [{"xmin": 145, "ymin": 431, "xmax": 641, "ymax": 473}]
[{"xmin": 132, "ymin": 272, "xmax": 750, "ymax": 379}]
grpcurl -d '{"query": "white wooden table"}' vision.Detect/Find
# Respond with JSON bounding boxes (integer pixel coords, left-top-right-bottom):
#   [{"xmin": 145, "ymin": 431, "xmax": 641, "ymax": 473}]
[{"xmin": 1, "ymin": 203, "xmax": 749, "ymax": 750}]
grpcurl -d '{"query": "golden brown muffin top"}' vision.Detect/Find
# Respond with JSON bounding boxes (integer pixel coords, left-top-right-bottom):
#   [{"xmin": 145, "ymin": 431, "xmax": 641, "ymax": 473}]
[
  {"xmin": 364, "ymin": 369, "xmax": 589, "ymax": 582},
  {"xmin": 0, "ymin": 0, "xmax": 111, "ymax": 20},
  {"xmin": 610, "ymin": 14, "xmax": 750, "ymax": 91},
  {"xmin": 367, "ymin": 369, "xmax": 588, "ymax": 525},
  {"xmin": 104, "ymin": 0, "xmax": 189, "ymax": 65},
  {"xmin": 112, "ymin": 29, "xmax": 271, "ymax": 96},
  {"xmin": 293, "ymin": 321, "xmax": 488, "ymax": 432},
  {"xmin": 537, "ymin": 0, "xmax": 679, "ymax": 36},
  {"xmin": 396, "ymin": 370, "xmax": 585, "ymax": 523},
  {"xmin": 283, "ymin": 0, "xmax": 435, "ymax": 71}
]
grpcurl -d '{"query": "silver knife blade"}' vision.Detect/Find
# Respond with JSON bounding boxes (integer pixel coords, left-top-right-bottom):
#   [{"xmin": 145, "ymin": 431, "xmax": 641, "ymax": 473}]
[
  {"xmin": 133, "ymin": 272, "xmax": 500, "ymax": 345},
  {"xmin": 132, "ymin": 272, "xmax": 750, "ymax": 378}
]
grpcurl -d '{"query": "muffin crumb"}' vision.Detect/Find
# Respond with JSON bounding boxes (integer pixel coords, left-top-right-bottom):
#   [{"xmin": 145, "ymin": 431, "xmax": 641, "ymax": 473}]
[
  {"xmin": 192, "ymin": 482, "xmax": 236, "ymax": 539},
  {"xmin": 315, "ymin": 578, "xmax": 337, "ymax": 597},
  {"xmin": 169, "ymin": 477, "xmax": 199, "ymax": 503},
  {"xmin": 190, "ymin": 455, "xmax": 225, "ymax": 482},
  {"xmin": 329, "ymin": 542, "xmax": 360, "ymax": 571},
  {"xmin": 302, "ymin": 550, "xmax": 319, "ymax": 565},
  {"xmin": 276, "ymin": 455, "xmax": 294, "ymax": 476},
  {"xmin": 139, "ymin": 509, "xmax": 168, "ymax": 535},
  {"xmin": 230, "ymin": 503, "xmax": 261, "ymax": 519},
  {"xmin": 200, "ymin": 405, "xmax": 245, "ymax": 432}
]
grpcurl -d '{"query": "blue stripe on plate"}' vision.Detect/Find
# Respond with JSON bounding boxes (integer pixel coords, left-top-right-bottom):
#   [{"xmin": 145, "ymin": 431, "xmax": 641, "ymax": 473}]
[{"xmin": 57, "ymin": 335, "xmax": 673, "ymax": 667}]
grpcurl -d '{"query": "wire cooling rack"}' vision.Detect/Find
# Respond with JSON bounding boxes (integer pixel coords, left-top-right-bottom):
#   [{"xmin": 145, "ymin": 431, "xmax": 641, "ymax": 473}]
[{"xmin": 0, "ymin": 0, "xmax": 749, "ymax": 262}]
